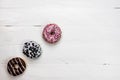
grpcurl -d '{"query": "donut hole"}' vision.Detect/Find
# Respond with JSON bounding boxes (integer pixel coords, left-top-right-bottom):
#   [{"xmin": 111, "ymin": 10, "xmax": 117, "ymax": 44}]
[
  {"xmin": 14, "ymin": 64, "xmax": 19, "ymax": 69},
  {"xmin": 50, "ymin": 31, "xmax": 55, "ymax": 35}
]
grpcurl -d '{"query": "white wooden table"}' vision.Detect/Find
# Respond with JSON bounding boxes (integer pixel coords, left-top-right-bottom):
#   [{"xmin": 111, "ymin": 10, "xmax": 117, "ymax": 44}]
[{"xmin": 0, "ymin": 0, "xmax": 120, "ymax": 80}]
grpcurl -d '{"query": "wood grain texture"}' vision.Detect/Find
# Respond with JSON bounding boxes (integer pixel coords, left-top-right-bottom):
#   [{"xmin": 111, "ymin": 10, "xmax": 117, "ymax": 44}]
[{"xmin": 0, "ymin": 0, "xmax": 120, "ymax": 80}]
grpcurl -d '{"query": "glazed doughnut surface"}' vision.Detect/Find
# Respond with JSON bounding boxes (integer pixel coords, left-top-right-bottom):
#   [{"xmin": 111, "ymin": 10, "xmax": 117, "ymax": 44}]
[
  {"xmin": 23, "ymin": 41, "xmax": 42, "ymax": 59},
  {"xmin": 43, "ymin": 24, "xmax": 62, "ymax": 43},
  {"xmin": 7, "ymin": 57, "xmax": 26, "ymax": 76}
]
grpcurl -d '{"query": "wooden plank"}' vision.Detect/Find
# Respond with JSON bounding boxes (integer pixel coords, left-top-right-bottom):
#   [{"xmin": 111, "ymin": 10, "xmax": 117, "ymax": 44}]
[{"xmin": 0, "ymin": 0, "xmax": 120, "ymax": 80}]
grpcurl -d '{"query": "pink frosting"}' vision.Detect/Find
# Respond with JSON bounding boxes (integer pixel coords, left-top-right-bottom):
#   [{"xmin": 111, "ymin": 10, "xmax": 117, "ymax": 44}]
[{"xmin": 43, "ymin": 24, "xmax": 62, "ymax": 43}]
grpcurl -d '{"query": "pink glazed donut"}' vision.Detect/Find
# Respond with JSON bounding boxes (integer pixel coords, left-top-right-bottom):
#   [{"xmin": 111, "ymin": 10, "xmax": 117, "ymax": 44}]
[{"xmin": 43, "ymin": 24, "xmax": 62, "ymax": 43}]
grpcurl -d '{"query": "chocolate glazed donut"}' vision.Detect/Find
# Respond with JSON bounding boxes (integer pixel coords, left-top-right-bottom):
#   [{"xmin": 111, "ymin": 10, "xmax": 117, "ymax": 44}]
[
  {"xmin": 43, "ymin": 24, "xmax": 62, "ymax": 43},
  {"xmin": 7, "ymin": 57, "xmax": 26, "ymax": 76}
]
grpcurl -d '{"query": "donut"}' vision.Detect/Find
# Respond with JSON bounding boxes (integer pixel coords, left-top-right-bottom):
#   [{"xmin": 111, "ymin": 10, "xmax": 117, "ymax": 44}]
[
  {"xmin": 42, "ymin": 24, "xmax": 62, "ymax": 43},
  {"xmin": 23, "ymin": 41, "xmax": 42, "ymax": 59},
  {"xmin": 7, "ymin": 57, "xmax": 26, "ymax": 76}
]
